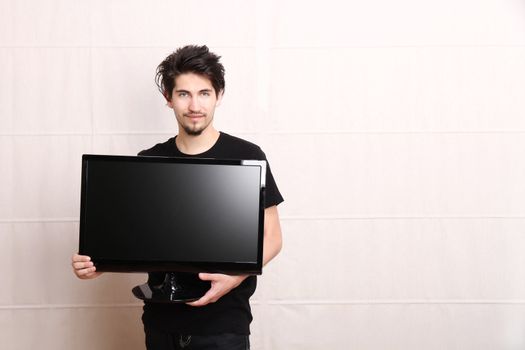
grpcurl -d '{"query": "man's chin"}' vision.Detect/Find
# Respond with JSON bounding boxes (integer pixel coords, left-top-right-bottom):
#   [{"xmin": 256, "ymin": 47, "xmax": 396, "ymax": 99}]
[{"xmin": 183, "ymin": 127, "xmax": 204, "ymax": 136}]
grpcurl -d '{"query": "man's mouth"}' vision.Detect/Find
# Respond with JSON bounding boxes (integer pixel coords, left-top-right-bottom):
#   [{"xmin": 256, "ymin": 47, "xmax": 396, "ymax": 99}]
[{"xmin": 186, "ymin": 114, "xmax": 205, "ymax": 120}]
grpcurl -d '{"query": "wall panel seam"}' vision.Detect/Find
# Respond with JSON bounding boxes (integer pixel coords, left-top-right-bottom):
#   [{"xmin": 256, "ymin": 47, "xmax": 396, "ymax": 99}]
[
  {"xmin": 2, "ymin": 216, "xmax": 525, "ymax": 224},
  {"xmin": 266, "ymin": 299, "xmax": 525, "ymax": 305},
  {"xmin": 0, "ymin": 303, "xmax": 143, "ymax": 310},
  {"xmin": 3, "ymin": 130, "xmax": 525, "ymax": 136},
  {"xmin": 280, "ymin": 216, "xmax": 525, "ymax": 221},
  {"xmin": 3, "ymin": 299, "xmax": 525, "ymax": 310},
  {"xmin": 0, "ymin": 45, "xmax": 258, "ymax": 49},
  {"xmin": 2, "ymin": 45, "xmax": 525, "ymax": 49},
  {"xmin": 270, "ymin": 44, "xmax": 525, "ymax": 50}
]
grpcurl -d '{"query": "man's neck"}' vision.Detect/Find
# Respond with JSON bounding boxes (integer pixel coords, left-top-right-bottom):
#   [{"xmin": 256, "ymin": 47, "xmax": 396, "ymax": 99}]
[{"xmin": 175, "ymin": 127, "xmax": 220, "ymax": 155}]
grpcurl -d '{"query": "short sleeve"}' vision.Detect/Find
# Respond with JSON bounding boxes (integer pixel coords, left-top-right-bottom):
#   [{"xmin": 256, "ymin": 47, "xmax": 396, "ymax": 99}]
[{"xmin": 256, "ymin": 149, "xmax": 284, "ymax": 208}]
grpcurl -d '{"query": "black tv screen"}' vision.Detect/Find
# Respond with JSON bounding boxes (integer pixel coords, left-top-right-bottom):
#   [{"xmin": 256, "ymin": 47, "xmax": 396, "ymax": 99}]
[{"xmin": 79, "ymin": 154, "xmax": 266, "ymax": 275}]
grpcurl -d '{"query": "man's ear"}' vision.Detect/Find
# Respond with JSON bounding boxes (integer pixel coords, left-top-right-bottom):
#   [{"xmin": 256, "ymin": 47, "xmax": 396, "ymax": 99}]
[
  {"xmin": 215, "ymin": 90, "xmax": 224, "ymax": 107},
  {"xmin": 164, "ymin": 93, "xmax": 174, "ymax": 109}
]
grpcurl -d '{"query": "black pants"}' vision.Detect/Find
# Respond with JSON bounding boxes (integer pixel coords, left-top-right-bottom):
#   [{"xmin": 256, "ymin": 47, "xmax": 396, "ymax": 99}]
[{"xmin": 145, "ymin": 329, "xmax": 250, "ymax": 350}]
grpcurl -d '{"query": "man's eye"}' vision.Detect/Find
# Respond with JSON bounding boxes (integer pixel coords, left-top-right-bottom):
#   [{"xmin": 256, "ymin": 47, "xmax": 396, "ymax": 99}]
[
  {"xmin": 201, "ymin": 92, "xmax": 210, "ymax": 96},
  {"xmin": 178, "ymin": 92, "xmax": 188, "ymax": 97}
]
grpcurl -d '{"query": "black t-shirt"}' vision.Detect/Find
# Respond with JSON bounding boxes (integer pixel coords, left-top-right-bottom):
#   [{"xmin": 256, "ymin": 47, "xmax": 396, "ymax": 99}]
[{"xmin": 138, "ymin": 132, "xmax": 284, "ymax": 335}]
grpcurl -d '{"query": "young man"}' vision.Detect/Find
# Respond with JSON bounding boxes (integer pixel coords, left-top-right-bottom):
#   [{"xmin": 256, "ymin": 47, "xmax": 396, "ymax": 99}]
[{"xmin": 72, "ymin": 45, "xmax": 284, "ymax": 350}]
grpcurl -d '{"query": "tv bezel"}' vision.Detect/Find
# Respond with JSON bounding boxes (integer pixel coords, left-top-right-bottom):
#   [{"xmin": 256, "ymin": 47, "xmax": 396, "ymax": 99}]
[{"xmin": 79, "ymin": 154, "xmax": 266, "ymax": 275}]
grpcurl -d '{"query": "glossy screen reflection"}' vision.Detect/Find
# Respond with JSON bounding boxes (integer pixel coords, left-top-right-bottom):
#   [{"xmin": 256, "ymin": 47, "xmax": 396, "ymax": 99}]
[{"xmin": 79, "ymin": 155, "xmax": 265, "ymax": 275}]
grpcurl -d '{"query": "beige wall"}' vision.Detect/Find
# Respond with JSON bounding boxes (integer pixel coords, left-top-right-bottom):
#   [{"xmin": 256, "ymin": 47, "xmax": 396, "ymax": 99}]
[{"xmin": 2, "ymin": 0, "xmax": 525, "ymax": 349}]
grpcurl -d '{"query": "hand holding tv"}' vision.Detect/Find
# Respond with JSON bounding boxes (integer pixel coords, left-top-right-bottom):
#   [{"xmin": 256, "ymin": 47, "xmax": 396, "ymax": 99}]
[
  {"xmin": 71, "ymin": 254, "xmax": 103, "ymax": 280},
  {"xmin": 71, "ymin": 253, "xmax": 245, "ymax": 307},
  {"xmin": 187, "ymin": 273, "xmax": 248, "ymax": 307}
]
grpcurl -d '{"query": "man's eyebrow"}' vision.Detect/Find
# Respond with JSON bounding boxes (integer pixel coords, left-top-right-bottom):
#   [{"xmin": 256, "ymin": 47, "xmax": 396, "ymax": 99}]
[{"xmin": 174, "ymin": 88, "xmax": 213, "ymax": 93}]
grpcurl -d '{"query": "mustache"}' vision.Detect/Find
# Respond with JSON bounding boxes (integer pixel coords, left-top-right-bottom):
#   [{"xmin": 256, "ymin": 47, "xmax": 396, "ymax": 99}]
[{"xmin": 184, "ymin": 113, "xmax": 206, "ymax": 117}]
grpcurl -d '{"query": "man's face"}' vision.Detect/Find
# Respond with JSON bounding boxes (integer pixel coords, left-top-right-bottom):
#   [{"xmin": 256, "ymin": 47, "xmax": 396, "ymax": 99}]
[{"xmin": 167, "ymin": 73, "xmax": 223, "ymax": 136}]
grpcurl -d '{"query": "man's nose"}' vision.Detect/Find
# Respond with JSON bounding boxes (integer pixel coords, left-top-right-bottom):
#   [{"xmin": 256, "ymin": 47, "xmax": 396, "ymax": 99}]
[{"xmin": 189, "ymin": 97, "xmax": 200, "ymax": 112}]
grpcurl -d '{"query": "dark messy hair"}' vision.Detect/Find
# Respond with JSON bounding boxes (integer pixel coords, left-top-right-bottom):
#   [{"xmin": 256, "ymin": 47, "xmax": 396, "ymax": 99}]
[{"xmin": 155, "ymin": 45, "xmax": 225, "ymax": 100}]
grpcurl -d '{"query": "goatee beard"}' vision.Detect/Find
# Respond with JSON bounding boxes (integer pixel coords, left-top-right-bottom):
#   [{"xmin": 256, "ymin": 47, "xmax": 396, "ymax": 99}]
[{"xmin": 183, "ymin": 126, "xmax": 204, "ymax": 136}]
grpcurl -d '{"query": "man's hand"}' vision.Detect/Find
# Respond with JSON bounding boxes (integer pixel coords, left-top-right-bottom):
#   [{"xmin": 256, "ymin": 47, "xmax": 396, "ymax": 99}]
[
  {"xmin": 71, "ymin": 254, "xmax": 103, "ymax": 279},
  {"xmin": 187, "ymin": 273, "xmax": 248, "ymax": 307}
]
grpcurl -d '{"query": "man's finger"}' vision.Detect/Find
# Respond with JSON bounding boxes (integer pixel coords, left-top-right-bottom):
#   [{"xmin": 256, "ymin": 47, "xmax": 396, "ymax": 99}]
[
  {"xmin": 78, "ymin": 266, "xmax": 97, "ymax": 276},
  {"xmin": 187, "ymin": 288, "xmax": 217, "ymax": 307},
  {"xmin": 198, "ymin": 273, "xmax": 215, "ymax": 281},
  {"xmin": 187, "ymin": 295, "xmax": 210, "ymax": 307},
  {"xmin": 72, "ymin": 261, "xmax": 93, "ymax": 269},
  {"xmin": 82, "ymin": 271, "xmax": 100, "ymax": 279},
  {"xmin": 73, "ymin": 254, "xmax": 91, "ymax": 262}
]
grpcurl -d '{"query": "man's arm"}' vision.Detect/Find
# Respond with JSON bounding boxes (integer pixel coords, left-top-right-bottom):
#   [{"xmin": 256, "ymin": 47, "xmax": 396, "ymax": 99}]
[
  {"xmin": 261, "ymin": 205, "xmax": 283, "ymax": 266},
  {"xmin": 187, "ymin": 205, "xmax": 283, "ymax": 307}
]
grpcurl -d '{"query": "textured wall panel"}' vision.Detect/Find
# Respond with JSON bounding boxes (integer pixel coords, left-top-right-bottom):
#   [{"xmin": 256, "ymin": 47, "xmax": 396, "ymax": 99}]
[
  {"xmin": 91, "ymin": 0, "xmax": 256, "ymax": 47},
  {"xmin": 0, "ymin": 49, "xmax": 13, "ymax": 133},
  {"xmin": 0, "ymin": 137, "xmax": 14, "ymax": 219},
  {"xmin": 91, "ymin": 48, "xmax": 175, "ymax": 134},
  {"xmin": 210, "ymin": 49, "xmax": 261, "ymax": 133},
  {"xmin": 269, "ymin": 0, "xmax": 525, "ymax": 47},
  {"xmin": 260, "ymin": 218, "xmax": 525, "ymax": 300},
  {"xmin": 262, "ymin": 133, "xmax": 525, "ymax": 218},
  {"xmin": 0, "ymin": 0, "xmax": 14, "ymax": 46},
  {"xmin": 0, "ymin": 224, "xmax": 15, "ymax": 305},
  {"xmin": 11, "ymin": 136, "xmax": 92, "ymax": 219},
  {"xmin": 6, "ymin": 222, "xmax": 145, "ymax": 305},
  {"xmin": 0, "ymin": 307, "xmax": 144, "ymax": 350},
  {"xmin": 262, "ymin": 304, "xmax": 525, "ymax": 350},
  {"xmin": 12, "ymin": 48, "xmax": 92, "ymax": 134},
  {"xmin": 268, "ymin": 47, "xmax": 525, "ymax": 132},
  {"xmin": 93, "ymin": 134, "xmax": 174, "ymax": 156},
  {"xmin": 8, "ymin": 0, "xmax": 91, "ymax": 47}
]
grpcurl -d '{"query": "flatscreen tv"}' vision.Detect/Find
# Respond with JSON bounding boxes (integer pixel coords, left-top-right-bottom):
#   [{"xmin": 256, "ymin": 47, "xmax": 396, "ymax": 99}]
[{"xmin": 78, "ymin": 154, "xmax": 266, "ymax": 303}]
